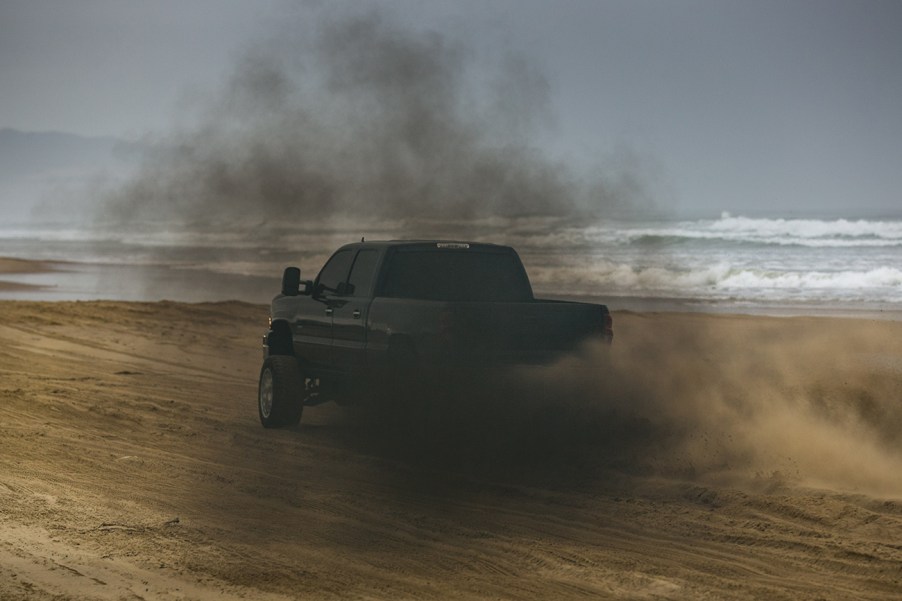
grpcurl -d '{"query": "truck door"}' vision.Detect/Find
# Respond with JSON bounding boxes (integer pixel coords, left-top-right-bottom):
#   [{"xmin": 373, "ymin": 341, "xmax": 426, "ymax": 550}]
[
  {"xmin": 331, "ymin": 248, "xmax": 379, "ymax": 372},
  {"xmin": 296, "ymin": 248, "xmax": 354, "ymax": 369}
]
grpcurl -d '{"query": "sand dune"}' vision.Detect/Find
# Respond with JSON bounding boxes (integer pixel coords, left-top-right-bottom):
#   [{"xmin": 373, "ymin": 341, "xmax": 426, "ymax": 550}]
[{"xmin": 1, "ymin": 301, "xmax": 900, "ymax": 599}]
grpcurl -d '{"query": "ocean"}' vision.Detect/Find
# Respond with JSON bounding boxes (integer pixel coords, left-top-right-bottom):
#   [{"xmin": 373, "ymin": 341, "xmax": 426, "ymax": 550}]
[{"xmin": 1, "ymin": 212, "xmax": 900, "ymax": 316}]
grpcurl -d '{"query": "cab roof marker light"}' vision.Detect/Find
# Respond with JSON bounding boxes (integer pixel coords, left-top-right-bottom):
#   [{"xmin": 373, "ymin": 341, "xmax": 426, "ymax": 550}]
[{"xmin": 436, "ymin": 243, "xmax": 470, "ymax": 249}]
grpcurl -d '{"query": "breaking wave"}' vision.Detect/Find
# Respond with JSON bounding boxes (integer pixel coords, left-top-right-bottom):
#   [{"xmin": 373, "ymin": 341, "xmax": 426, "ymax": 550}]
[
  {"xmin": 617, "ymin": 213, "xmax": 902, "ymax": 249},
  {"xmin": 529, "ymin": 262, "xmax": 902, "ymax": 304}
]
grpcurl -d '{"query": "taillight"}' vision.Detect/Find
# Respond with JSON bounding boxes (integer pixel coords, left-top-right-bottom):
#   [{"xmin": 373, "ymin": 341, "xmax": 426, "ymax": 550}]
[{"xmin": 604, "ymin": 313, "xmax": 614, "ymax": 343}]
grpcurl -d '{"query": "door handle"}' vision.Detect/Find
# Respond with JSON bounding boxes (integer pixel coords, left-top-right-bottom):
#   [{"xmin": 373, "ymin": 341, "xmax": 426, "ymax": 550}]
[
  {"xmin": 325, "ymin": 308, "xmax": 333, "ymax": 316},
  {"xmin": 353, "ymin": 309, "xmax": 361, "ymax": 319}
]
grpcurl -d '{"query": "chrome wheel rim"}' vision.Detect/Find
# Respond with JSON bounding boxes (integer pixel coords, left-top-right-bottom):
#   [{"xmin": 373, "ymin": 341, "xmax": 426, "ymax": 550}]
[{"xmin": 259, "ymin": 368, "xmax": 274, "ymax": 418}]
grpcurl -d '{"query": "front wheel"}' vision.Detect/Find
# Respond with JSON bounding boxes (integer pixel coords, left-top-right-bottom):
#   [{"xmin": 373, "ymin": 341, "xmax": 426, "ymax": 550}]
[{"xmin": 258, "ymin": 356, "xmax": 303, "ymax": 428}]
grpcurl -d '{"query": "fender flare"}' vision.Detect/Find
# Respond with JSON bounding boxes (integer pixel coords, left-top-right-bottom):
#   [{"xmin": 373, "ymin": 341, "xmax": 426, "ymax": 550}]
[{"xmin": 266, "ymin": 319, "xmax": 294, "ymax": 356}]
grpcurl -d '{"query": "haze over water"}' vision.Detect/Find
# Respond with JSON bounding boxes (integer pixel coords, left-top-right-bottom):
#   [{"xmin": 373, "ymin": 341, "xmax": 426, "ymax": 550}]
[{"xmin": 2, "ymin": 212, "xmax": 900, "ymax": 315}]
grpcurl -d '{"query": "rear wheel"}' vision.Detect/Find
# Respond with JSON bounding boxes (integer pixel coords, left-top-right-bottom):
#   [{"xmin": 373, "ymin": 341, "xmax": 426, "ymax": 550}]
[{"xmin": 258, "ymin": 356, "xmax": 303, "ymax": 428}]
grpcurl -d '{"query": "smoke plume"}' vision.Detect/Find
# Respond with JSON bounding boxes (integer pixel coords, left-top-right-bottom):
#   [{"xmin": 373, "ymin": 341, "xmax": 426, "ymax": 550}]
[{"xmin": 99, "ymin": 9, "xmax": 651, "ymax": 235}]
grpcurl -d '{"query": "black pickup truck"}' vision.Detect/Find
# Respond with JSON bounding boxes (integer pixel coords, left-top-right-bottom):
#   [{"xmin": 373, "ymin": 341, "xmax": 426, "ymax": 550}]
[{"xmin": 258, "ymin": 240, "xmax": 613, "ymax": 427}]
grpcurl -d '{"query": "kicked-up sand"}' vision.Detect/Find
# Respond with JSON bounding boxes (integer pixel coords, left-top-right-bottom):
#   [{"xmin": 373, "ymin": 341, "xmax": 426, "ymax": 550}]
[{"xmin": 0, "ymin": 299, "xmax": 901, "ymax": 600}]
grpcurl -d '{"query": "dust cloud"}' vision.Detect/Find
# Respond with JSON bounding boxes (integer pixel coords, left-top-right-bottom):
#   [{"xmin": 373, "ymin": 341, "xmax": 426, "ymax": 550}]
[
  {"xmin": 348, "ymin": 315, "xmax": 902, "ymax": 497},
  {"xmin": 571, "ymin": 316, "xmax": 902, "ymax": 496},
  {"xmin": 98, "ymin": 9, "xmax": 653, "ymax": 236}
]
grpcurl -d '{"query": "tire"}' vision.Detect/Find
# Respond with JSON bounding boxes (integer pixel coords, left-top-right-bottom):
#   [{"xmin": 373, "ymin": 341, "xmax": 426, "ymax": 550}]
[{"xmin": 258, "ymin": 356, "xmax": 304, "ymax": 428}]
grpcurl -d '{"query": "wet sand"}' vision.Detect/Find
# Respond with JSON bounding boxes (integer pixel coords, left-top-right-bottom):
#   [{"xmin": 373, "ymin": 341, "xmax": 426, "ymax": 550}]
[
  {"xmin": 0, "ymin": 258, "xmax": 57, "ymax": 292},
  {"xmin": 0, "ymin": 258, "xmax": 58, "ymax": 273},
  {"xmin": 1, "ymin": 300, "xmax": 901, "ymax": 600}
]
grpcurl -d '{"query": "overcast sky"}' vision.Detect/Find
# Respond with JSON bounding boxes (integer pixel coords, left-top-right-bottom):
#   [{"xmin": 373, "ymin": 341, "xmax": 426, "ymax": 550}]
[{"xmin": 2, "ymin": 0, "xmax": 900, "ymax": 218}]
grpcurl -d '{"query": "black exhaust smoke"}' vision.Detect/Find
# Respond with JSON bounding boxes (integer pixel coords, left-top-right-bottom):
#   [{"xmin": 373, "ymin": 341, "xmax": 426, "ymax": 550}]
[{"xmin": 99, "ymin": 9, "xmax": 653, "ymax": 237}]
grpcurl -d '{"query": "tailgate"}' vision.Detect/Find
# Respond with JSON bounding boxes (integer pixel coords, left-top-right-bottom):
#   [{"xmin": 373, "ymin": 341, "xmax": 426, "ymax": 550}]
[{"xmin": 447, "ymin": 300, "xmax": 610, "ymax": 363}]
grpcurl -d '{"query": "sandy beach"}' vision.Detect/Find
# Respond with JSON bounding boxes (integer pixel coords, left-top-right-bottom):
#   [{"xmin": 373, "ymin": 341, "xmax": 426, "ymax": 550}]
[
  {"xmin": 4, "ymin": 2, "xmax": 900, "ymax": 596},
  {"xmin": 4, "ymin": 0, "xmax": 901, "ymax": 597},
  {"xmin": 1, "ymin": 296, "xmax": 900, "ymax": 600}
]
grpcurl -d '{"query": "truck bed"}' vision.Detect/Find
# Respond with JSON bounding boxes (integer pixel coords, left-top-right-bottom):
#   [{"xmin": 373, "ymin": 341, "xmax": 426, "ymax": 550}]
[{"xmin": 366, "ymin": 296, "xmax": 611, "ymax": 366}]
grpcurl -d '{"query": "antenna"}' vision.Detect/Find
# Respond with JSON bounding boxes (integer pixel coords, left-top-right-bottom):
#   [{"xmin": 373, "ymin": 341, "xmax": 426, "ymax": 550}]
[{"xmin": 361, "ymin": 236, "xmax": 365, "ymax": 242}]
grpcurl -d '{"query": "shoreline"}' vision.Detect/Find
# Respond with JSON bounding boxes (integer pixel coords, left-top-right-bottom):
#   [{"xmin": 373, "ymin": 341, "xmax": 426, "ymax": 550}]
[
  {"xmin": 0, "ymin": 256, "xmax": 60, "ymax": 274},
  {"xmin": 2, "ymin": 255, "xmax": 901, "ymax": 320},
  {"xmin": 517, "ymin": 292, "xmax": 902, "ymax": 321},
  {"xmin": 0, "ymin": 257, "xmax": 59, "ymax": 293}
]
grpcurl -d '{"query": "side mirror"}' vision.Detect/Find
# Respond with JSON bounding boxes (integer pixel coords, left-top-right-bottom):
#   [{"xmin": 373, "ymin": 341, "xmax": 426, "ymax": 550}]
[{"xmin": 281, "ymin": 267, "xmax": 301, "ymax": 296}]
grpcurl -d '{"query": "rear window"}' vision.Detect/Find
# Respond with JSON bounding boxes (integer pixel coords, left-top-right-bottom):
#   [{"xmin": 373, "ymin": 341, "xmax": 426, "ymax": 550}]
[{"xmin": 378, "ymin": 249, "xmax": 533, "ymax": 302}]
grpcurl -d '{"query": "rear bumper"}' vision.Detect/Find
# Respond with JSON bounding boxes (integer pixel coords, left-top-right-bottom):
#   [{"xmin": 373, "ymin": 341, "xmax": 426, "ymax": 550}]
[{"xmin": 418, "ymin": 339, "xmax": 610, "ymax": 369}]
